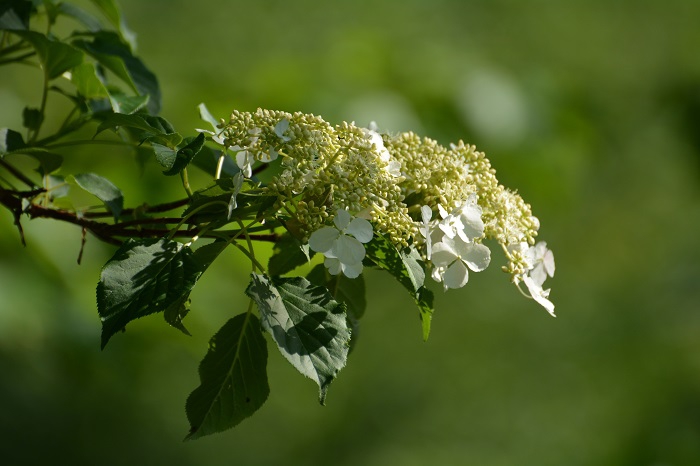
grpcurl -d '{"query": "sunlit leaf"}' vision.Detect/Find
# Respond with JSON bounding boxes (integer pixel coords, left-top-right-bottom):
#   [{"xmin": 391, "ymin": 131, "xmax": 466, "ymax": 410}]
[
  {"xmin": 72, "ymin": 172, "xmax": 123, "ymax": 220},
  {"xmin": 95, "ymin": 112, "xmax": 181, "ymax": 147},
  {"xmin": 185, "ymin": 313, "xmax": 269, "ymax": 440},
  {"xmin": 89, "ymin": 0, "xmax": 137, "ymax": 50},
  {"xmin": 71, "ymin": 62, "xmax": 109, "ymax": 99},
  {"xmin": 108, "ymin": 92, "xmax": 149, "ymax": 114},
  {"xmin": 0, "ymin": 128, "xmax": 25, "ymax": 154},
  {"xmin": 246, "ymin": 274, "xmax": 350, "ymax": 404},
  {"xmin": 154, "ymin": 133, "xmax": 205, "ymax": 176},
  {"xmin": 55, "ymin": 3, "xmax": 102, "ymax": 31}
]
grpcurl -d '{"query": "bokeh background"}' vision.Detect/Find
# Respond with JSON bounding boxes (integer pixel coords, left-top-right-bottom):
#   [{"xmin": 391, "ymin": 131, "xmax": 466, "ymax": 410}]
[{"xmin": 2, "ymin": 0, "xmax": 700, "ymax": 464}]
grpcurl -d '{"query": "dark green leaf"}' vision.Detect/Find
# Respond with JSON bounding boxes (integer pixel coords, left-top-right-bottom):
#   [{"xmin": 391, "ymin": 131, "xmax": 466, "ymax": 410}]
[
  {"xmin": 416, "ymin": 287, "xmax": 434, "ymax": 342},
  {"xmin": 71, "ymin": 62, "xmax": 109, "ymax": 99},
  {"xmin": 155, "ymin": 133, "xmax": 205, "ymax": 176},
  {"xmin": 0, "ymin": 128, "xmax": 25, "ymax": 154},
  {"xmin": 163, "ymin": 241, "xmax": 228, "ymax": 335},
  {"xmin": 0, "ymin": 0, "xmax": 32, "ymax": 31},
  {"xmin": 185, "ymin": 313, "xmax": 269, "ymax": 440},
  {"xmin": 306, "ymin": 264, "xmax": 366, "ymax": 320},
  {"xmin": 183, "ymin": 178, "xmax": 275, "ymax": 226},
  {"xmin": 97, "ymin": 238, "xmax": 211, "ymax": 348},
  {"xmin": 268, "ymin": 233, "xmax": 312, "ymax": 276},
  {"xmin": 95, "ymin": 112, "xmax": 181, "ymax": 147},
  {"xmin": 191, "ymin": 145, "xmax": 239, "ymax": 177},
  {"xmin": 72, "ymin": 172, "xmax": 123, "ymax": 220},
  {"xmin": 72, "ymin": 31, "xmax": 159, "ymax": 114},
  {"xmin": 10, "ymin": 30, "xmax": 84, "ymax": 79},
  {"xmin": 21, "ymin": 106, "xmax": 42, "ymax": 130},
  {"xmin": 89, "ymin": 0, "xmax": 136, "ymax": 50},
  {"xmin": 26, "ymin": 149, "xmax": 62, "ymax": 174},
  {"xmin": 246, "ymin": 274, "xmax": 350, "ymax": 404}
]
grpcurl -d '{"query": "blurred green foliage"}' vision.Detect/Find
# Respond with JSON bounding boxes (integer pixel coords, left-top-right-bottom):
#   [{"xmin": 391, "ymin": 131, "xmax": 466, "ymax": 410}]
[{"xmin": 2, "ymin": 0, "xmax": 700, "ymax": 464}]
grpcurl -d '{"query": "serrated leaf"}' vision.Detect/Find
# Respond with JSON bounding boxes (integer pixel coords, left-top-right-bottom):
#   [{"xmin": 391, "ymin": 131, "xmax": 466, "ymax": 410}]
[
  {"xmin": 72, "ymin": 172, "xmax": 123, "ymax": 220},
  {"xmin": 246, "ymin": 274, "xmax": 350, "ymax": 404},
  {"xmin": 268, "ymin": 233, "xmax": 312, "ymax": 276},
  {"xmin": 163, "ymin": 241, "xmax": 228, "ymax": 335},
  {"xmin": 185, "ymin": 313, "xmax": 269, "ymax": 440},
  {"xmin": 154, "ymin": 133, "xmax": 205, "ymax": 176},
  {"xmin": 72, "ymin": 31, "xmax": 159, "ymax": 113},
  {"xmin": 97, "ymin": 238, "xmax": 213, "ymax": 348},
  {"xmin": 0, "ymin": 128, "xmax": 26, "ymax": 154},
  {"xmin": 306, "ymin": 264, "xmax": 366, "ymax": 320},
  {"xmin": 71, "ymin": 62, "xmax": 109, "ymax": 99},
  {"xmin": 10, "ymin": 30, "xmax": 84, "ymax": 79},
  {"xmin": 0, "ymin": 0, "xmax": 32, "ymax": 31}
]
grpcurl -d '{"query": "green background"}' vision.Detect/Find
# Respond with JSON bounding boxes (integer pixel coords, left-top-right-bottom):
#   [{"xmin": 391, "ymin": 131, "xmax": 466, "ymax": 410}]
[{"xmin": 2, "ymin": 1, "xmax": 700, "ymax": 464}]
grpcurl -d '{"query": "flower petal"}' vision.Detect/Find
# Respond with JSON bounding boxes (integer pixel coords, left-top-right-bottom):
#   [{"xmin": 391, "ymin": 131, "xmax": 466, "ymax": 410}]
[
  {"xmin": 332, "ymin": 234, "xmax": 366, "ymax": 264},
  {"xmin": 461, "ymin": 242, "xmax": 491, "ymax": 272},
  {"xmin": 308, "ymin": 227, "xmax": 339, "ymax": 253},
  {"xmin": 341, "ymin": 261, "xmax": 363, "ymax": 279},
  {"xmin": 442, "ymin": 260, "xmax": 469, "ymax": 289},
  {"xmin": 543, "ymin": 249, "xmax": 555, "ymax": 277},
  {"xmin": 523, "ymin": 276, "xmax": 556, "ymax": 317},
  {"xmin": 431, "ymin": 240, "xmax": 458, "ymax": 267},
  {"xmin": 324, "ymin": 257, "xmax": 342, "ymax": 275},
  {"xmin": 333, "ymin": 209, "xmax": 352, "ymax": 230},
  {"xmin": 346, "ymin": 217, "xmax": 373, "ymax": 243}
]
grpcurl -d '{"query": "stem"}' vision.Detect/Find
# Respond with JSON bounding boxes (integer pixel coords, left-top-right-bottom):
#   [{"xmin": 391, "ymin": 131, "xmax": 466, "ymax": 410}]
[
  {"xmin": 0, "ymin": 158, "xmax": 37, "ymax": 188},
  {"xmin": 181, "ymin": 168, "xmax": 193, "ymax": 197},
  {"xmin": 44, "ymin": 139, "xmax": 134, "ymax": 150},
  {"xmin": 29, "ymin": 70, "xmax": 50, "ymax": 143},
  {"xmin": 215, "ymin": 151, "xmax": 225, "ymax": 180},
  {"xmin": 82, "ymin": 198, "xmax": 190, "ymax": 219}
]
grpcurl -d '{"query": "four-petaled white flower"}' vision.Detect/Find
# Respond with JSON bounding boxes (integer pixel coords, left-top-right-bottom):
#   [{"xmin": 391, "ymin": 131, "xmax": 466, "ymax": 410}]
[
  {"xmin": 437, "ymin": 194, "xmax": 484, "ymax": 243},
  {"xmin": 430, "ymin": 236, "xmax": 491, "ymax": 291},
  {"xmin": 524, "ymin": 241, "xmax": 555, "ymax": 287},
  {"xmin": 308, "ymin": 209, "xmax": 373, "ymax": 278}
]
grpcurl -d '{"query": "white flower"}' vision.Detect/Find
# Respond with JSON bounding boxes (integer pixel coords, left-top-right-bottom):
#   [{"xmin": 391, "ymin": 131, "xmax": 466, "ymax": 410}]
[
  {"xmin": 524, "ymin": 241, "xmax": 555, "ymax": 287},
  {"xmin": 275, "ymin": 118, "xmax": 292, "ymax": 142},
  {"xmin": 233, "ymin": 145, "xmax": 254, "ymax": 178},
  {"xmin": 363, "ymin": 125, "xmax": 401, "ymax": 177},
  {"xmin": 419, "ymin": 205, "xmax": 434, "ymax": 259},
  {"xmin": 308, "ymin": 209, "xmax": 373, "ymax": 279},
  {"xmin": 430, "ymin": 236, "xmax": 491, "ymax": 291},
  {"xmin": 522, "ymin": 276, "xmax": 555, "ymax": 317},
  {"xmin": 437, "ymin": 194, "xmax": 484, "ymax": 243}
]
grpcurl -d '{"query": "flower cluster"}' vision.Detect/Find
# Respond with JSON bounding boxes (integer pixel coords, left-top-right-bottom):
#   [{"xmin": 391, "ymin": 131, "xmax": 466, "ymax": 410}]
[{"xmin": 204, "ymin": 108, "xmax": 556, "ymax": 315}]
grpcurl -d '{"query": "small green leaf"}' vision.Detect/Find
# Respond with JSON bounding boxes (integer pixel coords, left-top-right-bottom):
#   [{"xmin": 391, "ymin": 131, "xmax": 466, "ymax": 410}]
[
  {"xmin": 73, "ymin": 31, "xmax": 159, "ymax": 114},
  {"xmin": 72, "ymin": 172, "xmax": 123, "ymax": 220},
  {"xmin": 185, "ymin": 313, "xmax": 269, "ymax": 440},
  {"xmin": 155, "ymin": 133, "xmax": 205, "ymax": 176},
  {"xmin": 108, "ymin": 92, "xmax": 149, "ymax": 114},
  {"xmin": 25, "ymin": 149, "xmax": 63, "ymax": 174},
  {"xmin": 268, "ymin": 233, "xmax": 312, "ymax": 276},
  {"xmin": 71, "ymin": 62, "xmax": 109, "ymax": 99},
  {"xmin": 364, "ymin": 234, "xmax": 434, "ymax": 340},
  {"xmin": 0, "ymin": 128, "xmax": 25, "ymax": 154},
  {"xmin": 246, "ymin": 274, "xmax": 350, "ymax": 404},
  {"xmin": 55, "ymin": 3, "xmax": 102, "ymax": 31},
  {"xmin": 22, "ymin": 107, "xmax": 42, "ymax": 131},
  {"xmin": 0, "ymin": 0, "xmax": 32, "ymax": 31},
  {"xmin": 95, "ymin": 112, "xmax": 181, "ymax": 147},
  {"xmin": 10, "ymin": 30, "xmax": 84, "ymax": 79},
  {"xmin": 89, "ymin": 0, "xmax": 137, "ymax": 50}
]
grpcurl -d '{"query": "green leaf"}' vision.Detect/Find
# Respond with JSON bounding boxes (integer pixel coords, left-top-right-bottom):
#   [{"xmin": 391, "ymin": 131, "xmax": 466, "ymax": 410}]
[
  {"xmin": 55, "ymin": 3, "xmax": 102, "ymax": 31},
  {"xmin": 95, "ymin": 112, "xmax": 181, "ymax": 147},
  {"xmin": 25, "ymin": 149, "xmax": 63, "ymax": 174},
  {"xmin": 72, "ymin": 172, "xmax": 123, "ymax": 220},
  {"xmin": 97, "ymin": 238, "xmax": 214, "ymax": 348},
  {"xmin": 0, "ymin": 0, "xmax": 32, "ymax": 31},
  {"xmin": 72, "ymin": 31, "xmax": 159, "ymax": 114},
  {"xmin": 71, "ymin": 62, "xmax": 109, "ymax": 99},
  {"xmin": 10, "ymin": 30, "xmax": 84, "ymax": 79},
  {"xmin": 22, "ymin": 106, "xmax": 42, "ymax": 130},
  {"xmin": 163, "ymin": 241, "xmax": 228, "ymax": 335},
  {"xmin": 89, "ymin": 0, "xmax": 136, "ymax": 50},
  {"xmin": 0, "ymin": 128, "xmax": 26, "ymax": 154},
  {"xmin": 191, "ymin": 145, "xmax": 239, "ymax": 177},
  {"xmin": 183, "ymin": 178, "xmax": 276, "ymax": 226},
  {"xmin": 108, "ymin": 92, "xmax": 149, "ymax": 114},
  {"xmin": 185, "ymin": 313, "xmax": 269, "ymax": 440},
  {"xmin": 364, "ymin": 234, "xmax": 434, "ymax": 340},
  {"xmin": 268, "ymin": 233, "xmax": 312, "ymax": 276},
  {"xmin": 306, "ymin": 264, "xmax": 366, "ymax": 320},
  {"xmin": 246, "ymin": 274, "xmax": 350, "ymax": 404},
  {"xmin": 154, "ymin": 133, "xmax": 205, "ymax": 176}
]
